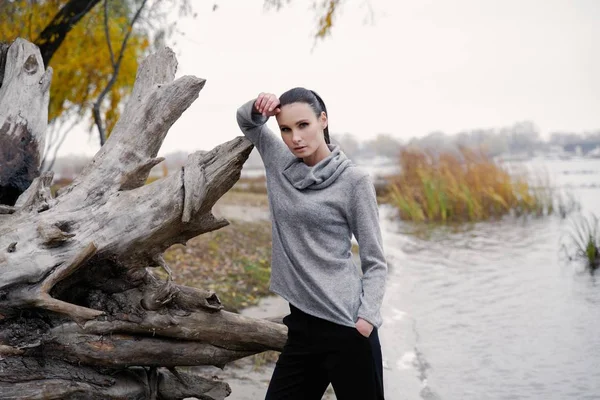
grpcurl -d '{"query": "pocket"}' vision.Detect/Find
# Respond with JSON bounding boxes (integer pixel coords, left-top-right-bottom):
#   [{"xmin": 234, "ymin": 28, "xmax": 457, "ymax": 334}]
[{"xmin": 354, "ymin": 327, "xmax": 370, "ymax": 339}]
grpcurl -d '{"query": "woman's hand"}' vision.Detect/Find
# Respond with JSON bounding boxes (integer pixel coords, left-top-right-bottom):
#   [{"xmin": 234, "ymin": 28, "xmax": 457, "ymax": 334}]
[
  {"xmin": 254, "ymin": 92, "xmax": 281, "ymax": 117},
  {"xmin": 355, "ymin": 317, "xmax": 374, "ymax": 338}
]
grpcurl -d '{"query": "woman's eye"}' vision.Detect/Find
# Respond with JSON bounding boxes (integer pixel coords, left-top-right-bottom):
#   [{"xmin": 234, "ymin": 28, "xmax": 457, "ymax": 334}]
[
  {"xmin": 299, "ymin": 122, "xmax": 308, "ymax": 128},
  {"xmin": 280, "ymin": 127, "xmax": 290, "ymax": 132}
]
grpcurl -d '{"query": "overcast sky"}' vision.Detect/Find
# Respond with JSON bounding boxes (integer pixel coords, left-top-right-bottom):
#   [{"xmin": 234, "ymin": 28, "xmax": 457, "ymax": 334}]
[{"xmin": 57, "ymin": 0, "xmax": 600, "ymax": 158}]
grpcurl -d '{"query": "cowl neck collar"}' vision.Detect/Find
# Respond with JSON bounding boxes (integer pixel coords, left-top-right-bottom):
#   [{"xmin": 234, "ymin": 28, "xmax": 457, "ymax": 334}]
[{"xmin": 282, "ymin": 144, "xmax": 351, "ymax": 190}]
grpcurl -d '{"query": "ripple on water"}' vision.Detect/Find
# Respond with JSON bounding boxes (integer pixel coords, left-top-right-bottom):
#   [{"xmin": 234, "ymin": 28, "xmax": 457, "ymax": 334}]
[{"xmin": 379, "ymin": 183, "xmax": 600, "ymax": 400}]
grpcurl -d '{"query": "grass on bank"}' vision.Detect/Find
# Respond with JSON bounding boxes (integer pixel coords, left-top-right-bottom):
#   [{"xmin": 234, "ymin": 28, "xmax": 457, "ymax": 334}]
[
  {"xmin": 164, "ymin": 217, "xmax": 273, "ymax": 312},
  {"xmin": 385, "ymin": 147, "xmax": 572, "ymax": 223},
  {"xmin": 561, "ymin": 213, "xmax": 600, "ymax": 274}
]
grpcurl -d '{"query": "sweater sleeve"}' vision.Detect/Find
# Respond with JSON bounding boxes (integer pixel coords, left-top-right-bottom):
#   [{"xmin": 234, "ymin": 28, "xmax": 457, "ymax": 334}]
[
  {"xmin": 236, "ymin": 99, "xmax": 288, "ymax": 170},
  {"xmin": 348, "ymin": 174, "xmax": 388, "ymax": 329}
]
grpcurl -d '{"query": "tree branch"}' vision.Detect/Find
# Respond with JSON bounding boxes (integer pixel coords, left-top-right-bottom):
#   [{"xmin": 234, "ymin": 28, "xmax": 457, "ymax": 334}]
[
  {"xmin": 0, "ymin": 39, "xmax": 52, "ymax": 205},
  {"xmin": 34, "ymin": 0, "xmax": 103, "ymax": 66},
  {"xmin": 44, "ymin": 118, "xmax": 79, "ymax": 172},
  {"xmin": 53, "ymin": 306, "xmax": 287, "ymax": 353},
  {"xmin": 44, "ymin": 332, "xmax": 257, "ymax": 369},
  {"xmin": 94, "ymin": 0, "xmax": 149, "ymax": 146},
  {"xmin": 103, "ymin": 0, "xmax": 116, "ymax": 68},
  {"xmin": 69, "ymin": 47, "xmax": 193, "ymax": 200},
  {"xmin": 0, "ymin": 357, "xmax": 231, "ymax": 400}
]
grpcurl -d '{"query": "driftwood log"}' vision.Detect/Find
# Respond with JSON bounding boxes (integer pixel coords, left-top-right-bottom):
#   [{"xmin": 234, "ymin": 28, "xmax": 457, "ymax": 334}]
[{"xmin": 0, "ymin": 38, "xmax": 287, "ymax": 399}]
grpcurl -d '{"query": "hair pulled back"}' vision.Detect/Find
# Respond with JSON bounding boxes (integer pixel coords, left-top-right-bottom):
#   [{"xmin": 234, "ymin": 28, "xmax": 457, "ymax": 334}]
[{"xmin": 279, "ymin": 87, "xmax": 330, "ymax": 144}]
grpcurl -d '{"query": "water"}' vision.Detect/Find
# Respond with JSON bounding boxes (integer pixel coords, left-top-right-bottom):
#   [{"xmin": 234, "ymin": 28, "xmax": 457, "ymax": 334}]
[{"xmin": 379, "ymin": 158, "xmax": 600, "ymax": 400}]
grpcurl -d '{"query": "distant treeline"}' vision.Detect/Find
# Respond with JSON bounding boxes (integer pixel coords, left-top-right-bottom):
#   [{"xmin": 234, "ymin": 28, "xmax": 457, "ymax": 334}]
[
  {"xmin": 52, "ymin": 121, "xmax": 600, "ymax": 178},
  {"xmin": 332, "ymin": 121, "xmax": 600, "ymax": 162}
]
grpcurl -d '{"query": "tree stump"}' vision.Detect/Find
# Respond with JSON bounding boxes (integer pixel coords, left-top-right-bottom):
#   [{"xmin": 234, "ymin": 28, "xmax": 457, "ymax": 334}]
[{"xmin": 0, "ymin": 38, "xmax": 286, "ymax": 400}]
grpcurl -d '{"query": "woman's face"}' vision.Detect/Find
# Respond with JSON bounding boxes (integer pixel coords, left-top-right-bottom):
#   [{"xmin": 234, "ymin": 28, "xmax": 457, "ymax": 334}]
[{"xmin": 276, "ymin": 102, "xmax": 328, "ymax": 159}]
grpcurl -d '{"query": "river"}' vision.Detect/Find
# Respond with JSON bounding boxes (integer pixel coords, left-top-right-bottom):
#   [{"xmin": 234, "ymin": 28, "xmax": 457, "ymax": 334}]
[{"xmin": 380, "ymin": 158, "xmax": 600, "ymax": 400}]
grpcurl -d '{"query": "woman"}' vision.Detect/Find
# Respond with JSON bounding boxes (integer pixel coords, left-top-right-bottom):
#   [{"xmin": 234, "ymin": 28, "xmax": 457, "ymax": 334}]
[{"xmin": 236, "ymin": 88, "xmax": 388, "ymax": 399}]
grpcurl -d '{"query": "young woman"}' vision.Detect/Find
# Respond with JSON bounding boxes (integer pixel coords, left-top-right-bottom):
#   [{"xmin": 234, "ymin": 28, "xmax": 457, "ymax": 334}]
[{"xmin": 236, "ymin": 88, "xmax": 388, "ymax": 399}]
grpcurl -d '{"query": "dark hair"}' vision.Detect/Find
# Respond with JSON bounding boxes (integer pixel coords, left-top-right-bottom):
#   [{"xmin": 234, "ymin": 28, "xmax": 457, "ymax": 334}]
[{"xmin": 279, "ymin": 87, "xmax": 330, "ymax": 144}]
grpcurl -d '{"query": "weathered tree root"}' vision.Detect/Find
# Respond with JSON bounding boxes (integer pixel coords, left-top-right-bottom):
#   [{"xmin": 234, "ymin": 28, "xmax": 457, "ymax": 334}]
[
  {"xmin": 0, "ymin": 357, "xmax": 231, "ymax": 400},
  {"xmin": 0, "ymin": 38, "xmax": 286, "ymax": 399}
]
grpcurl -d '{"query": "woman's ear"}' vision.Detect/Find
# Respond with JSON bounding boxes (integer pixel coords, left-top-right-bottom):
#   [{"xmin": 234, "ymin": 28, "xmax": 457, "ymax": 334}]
[{"xmin": 320, "ymin": 111, "xmax": 328, "ymax": 129}]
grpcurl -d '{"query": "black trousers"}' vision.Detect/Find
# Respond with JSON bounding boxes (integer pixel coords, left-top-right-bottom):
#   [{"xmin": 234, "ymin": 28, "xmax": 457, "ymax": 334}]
[{"xmin": 265, "ymin": 304, "xmax": 385, "ymax": 400}]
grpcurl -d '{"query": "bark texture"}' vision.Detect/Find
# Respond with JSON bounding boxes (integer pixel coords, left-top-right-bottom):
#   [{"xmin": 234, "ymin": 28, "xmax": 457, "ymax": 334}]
[
  {"xmin": 0, "ymin": 39, "xmax": 286, "ymax": 399},
  {"xmin": 0, "ymin": 38, "xmax": 52, "ymax": 205}
]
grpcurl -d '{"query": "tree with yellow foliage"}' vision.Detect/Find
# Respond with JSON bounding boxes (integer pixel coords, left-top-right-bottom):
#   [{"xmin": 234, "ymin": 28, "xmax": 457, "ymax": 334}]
[{"xmin": 0, "ymin": 0, "xmax": 191, "ymax": 167}]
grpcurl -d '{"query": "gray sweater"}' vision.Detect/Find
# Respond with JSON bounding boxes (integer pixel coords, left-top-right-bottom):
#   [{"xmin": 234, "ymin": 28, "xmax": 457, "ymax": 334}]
[{"xmin": 236, "ymin": 100, "xmax": 388, "ymax": 328}]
